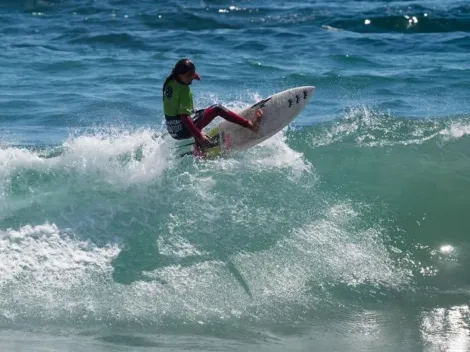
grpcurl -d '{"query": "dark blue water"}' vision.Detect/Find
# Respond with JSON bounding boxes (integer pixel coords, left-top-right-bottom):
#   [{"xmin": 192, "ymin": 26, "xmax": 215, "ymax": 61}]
[{"xmin": 1, "ymin": 1, "xmax": 470, "ymax": 351}]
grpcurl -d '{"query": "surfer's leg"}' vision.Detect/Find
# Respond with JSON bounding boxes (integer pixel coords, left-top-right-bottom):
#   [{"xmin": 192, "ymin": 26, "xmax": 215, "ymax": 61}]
[{"xmin": 195, "ymin": 104, "xmax": 263, "ymax": 131}]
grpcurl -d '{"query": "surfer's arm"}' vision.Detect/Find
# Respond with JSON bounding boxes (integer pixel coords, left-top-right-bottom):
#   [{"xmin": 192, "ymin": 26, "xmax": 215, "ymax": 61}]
[
  {"xmin": 179, "ymin": 114, "xmax": 210, "ymax": 145},
  {"xmin": 176, "ymin": 90, "xmax": 209, "ymax": 144},
  {"xmin": 179, "ymin": 114, "xmax": 202, "ymax": 139}
]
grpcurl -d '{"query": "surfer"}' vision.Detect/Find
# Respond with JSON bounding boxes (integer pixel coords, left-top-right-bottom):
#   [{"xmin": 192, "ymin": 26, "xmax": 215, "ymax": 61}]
[{"xmin": 162, "ymin": 58, "xmax": 263, "ymax": 148}]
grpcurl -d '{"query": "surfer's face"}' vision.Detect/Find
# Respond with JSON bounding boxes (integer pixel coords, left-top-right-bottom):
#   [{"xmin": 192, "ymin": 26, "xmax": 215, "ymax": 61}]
[{"xmin": 178, "ymin": 71, "xmax": 200, "ymax": 85}]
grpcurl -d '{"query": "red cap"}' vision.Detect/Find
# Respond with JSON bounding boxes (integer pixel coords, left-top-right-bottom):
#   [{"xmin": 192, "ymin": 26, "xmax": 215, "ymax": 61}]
[{"xmin": 193, "ymin": 72, "xmax": 201, "ymax": 80}]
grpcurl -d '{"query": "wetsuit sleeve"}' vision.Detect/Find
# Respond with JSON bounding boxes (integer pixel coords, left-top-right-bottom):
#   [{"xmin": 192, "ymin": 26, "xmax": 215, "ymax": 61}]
[{"xmin": 180, "ymin": 114, "xmax": 203, "ymax": 140}]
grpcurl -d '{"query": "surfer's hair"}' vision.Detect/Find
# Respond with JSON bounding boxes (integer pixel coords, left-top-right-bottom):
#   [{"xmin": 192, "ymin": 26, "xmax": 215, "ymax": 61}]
[{"xmin": 162, "ymin": 58, "xmax": 196, "ymax": 94}]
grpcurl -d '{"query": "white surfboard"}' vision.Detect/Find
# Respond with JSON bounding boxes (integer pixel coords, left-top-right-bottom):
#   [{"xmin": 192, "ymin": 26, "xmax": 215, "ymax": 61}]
[{"xmin": 184, "ymin": 86, "xmax": 315, "ymax": 158}]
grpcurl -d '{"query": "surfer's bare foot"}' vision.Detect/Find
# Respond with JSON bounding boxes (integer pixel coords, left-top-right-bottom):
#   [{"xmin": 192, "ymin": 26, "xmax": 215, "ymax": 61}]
[{"xmin": 247, "ymin": 109, "xmax": 263, "ymax": 132}]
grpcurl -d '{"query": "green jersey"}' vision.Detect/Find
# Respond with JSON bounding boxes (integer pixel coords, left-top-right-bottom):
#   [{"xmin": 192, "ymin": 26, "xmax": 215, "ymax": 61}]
[{"xmin": 163, "ymin": 80, "xmax": 194, "ymax": 117}]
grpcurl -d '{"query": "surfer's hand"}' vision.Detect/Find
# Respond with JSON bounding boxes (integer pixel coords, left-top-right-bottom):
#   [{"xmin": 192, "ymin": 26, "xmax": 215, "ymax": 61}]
[{"xmin": 197, "ymin": 132, "xmax": 212, "ymax": 147}]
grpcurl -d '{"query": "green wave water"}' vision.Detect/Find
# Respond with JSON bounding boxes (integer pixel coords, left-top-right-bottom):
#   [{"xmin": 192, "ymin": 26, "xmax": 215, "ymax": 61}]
[{"xmin": 2, "ymin": 110, "xmax": 470, "ymax": 341}]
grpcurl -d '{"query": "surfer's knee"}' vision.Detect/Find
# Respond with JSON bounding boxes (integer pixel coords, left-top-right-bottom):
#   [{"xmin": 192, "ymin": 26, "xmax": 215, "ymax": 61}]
[{"xmin": 211, "ymin": 104, "xmax": 228, "ymax": 114}]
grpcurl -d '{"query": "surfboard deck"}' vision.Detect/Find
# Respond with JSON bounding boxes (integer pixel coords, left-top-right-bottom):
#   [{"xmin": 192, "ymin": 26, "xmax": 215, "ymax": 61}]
[{"xmin": 181, "ymin": 86, "xmax": 315, "ymax": 158}]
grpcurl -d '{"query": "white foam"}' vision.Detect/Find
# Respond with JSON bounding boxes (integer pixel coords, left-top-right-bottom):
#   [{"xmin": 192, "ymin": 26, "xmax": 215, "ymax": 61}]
[
  {"xmin": 61, "ymin": 128, "xmax": 175, "ymax": 184},
  {"xmin": 308, "ymin": 106, "xmax": 468, "ymax": 148},
  {"xmin": 0, "ymin": 223, "xmax": 118, "ymax": 284},
  {"xmin": 157, "ymin": 234, "xmax": 204, "ymax": 258},
  {"xmin": 439, "ymin": 121, "xmax": 470, "ymax": 140},
  {"xmin": 0, "ymin": 199, "xmax": 411, "ymax": 327},
  {"xmin": 0, "ymin": 128, "xmax": 175, "ymax": 187},
  {"xmin": 0, "ymin": 221, "xmax": 253, "ymax": 325},
  {"xmin": 234, "ymin": 202, "xmax": 412, "ymax": 304},
  {"xmin": 0, "ymin": 146, "xmax": 45, "ymax": 178},
  {"xmin": 198, "ymin": 129, "xmax": 313, "ymax": 182},
  {"xmin": 247, "ymin": 130, "xmax": 312, "ymax": 175}
]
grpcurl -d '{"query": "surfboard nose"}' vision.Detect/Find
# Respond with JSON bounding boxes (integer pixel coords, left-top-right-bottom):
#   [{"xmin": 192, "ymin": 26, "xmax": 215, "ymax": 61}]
[
  {"xmin": 294, "ymin": 86, "xmax": 315, "ymax": 96},
  {"xmin": 305, "ymin": 86, "xmax": 315, "ymax": 93},
  {"xmin": 296, "ymin": 86, "xmax": 315, "ymax": 101}
]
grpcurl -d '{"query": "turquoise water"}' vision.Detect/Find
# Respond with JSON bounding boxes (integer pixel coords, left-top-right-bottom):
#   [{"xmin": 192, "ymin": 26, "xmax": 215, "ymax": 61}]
[{"xmin": 1, "ymin": 1, "xmax": 470, "ymax": 351}]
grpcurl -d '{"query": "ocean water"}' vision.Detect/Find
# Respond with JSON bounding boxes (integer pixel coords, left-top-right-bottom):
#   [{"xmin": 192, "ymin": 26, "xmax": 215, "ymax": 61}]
[{"xmin": 1, "ymin": 1, "xmax": 470, "ymax": 351}]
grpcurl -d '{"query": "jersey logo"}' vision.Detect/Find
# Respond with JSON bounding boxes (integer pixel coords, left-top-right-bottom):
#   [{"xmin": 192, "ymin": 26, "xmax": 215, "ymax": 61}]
[{"xmin": 165, "ymin": 85, "xmax": 173, "ymax": 99}]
